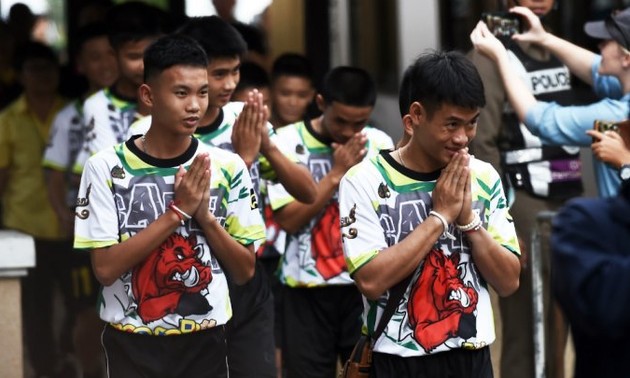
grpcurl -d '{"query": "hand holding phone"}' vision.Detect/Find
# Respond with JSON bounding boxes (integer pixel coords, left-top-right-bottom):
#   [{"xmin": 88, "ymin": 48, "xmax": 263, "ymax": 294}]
[{"xmin": 481, "ymin": 12, "xmax": 522, "ymax": 38}]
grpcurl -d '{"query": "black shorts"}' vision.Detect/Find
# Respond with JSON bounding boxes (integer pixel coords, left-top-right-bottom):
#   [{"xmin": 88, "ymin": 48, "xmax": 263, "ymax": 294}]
[
  {"xmin": 282, "ymin": 285, "xmax": 363, "ymax": 378},
  {"xmin": 371, "ymin": 346, "xmax": 493, "ymax": 378},
  {"xmin": 226, "ymin": 260, "xmax": 277, "ymax": 377},
  {"xmin": 258, "ymin": 255, "xmax": 283, "ymax": 347},
  {"xmin": 102, "ymin": 324, "xmax": 228, "ymax": 377}
]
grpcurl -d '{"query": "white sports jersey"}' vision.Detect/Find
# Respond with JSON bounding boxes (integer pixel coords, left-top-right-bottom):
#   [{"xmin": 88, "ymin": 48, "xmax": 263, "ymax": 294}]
[
  {"xmin": 74, "ymin": 136, "xmax": 265, "ymax": 335},
  {"xmin": 73, "ymin": 88, "xmax": 138, "ymax": 174},
  {"xmin": 339, "ymin": 151, "xmax": 520, "ymax": 357},
  {"xmin": 43, "ymin": 100, "xmax": 84, "ymax": 206},
  {"xmin": 267, "ymin": 119, "xmax": 394, "ymax": 287}
]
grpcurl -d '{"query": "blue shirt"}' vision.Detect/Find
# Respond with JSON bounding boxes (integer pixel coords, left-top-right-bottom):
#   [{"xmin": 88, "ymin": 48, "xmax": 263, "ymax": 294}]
[{"xmin": 525, "ymin": 56, "xmax": 624, "ymax": 198}]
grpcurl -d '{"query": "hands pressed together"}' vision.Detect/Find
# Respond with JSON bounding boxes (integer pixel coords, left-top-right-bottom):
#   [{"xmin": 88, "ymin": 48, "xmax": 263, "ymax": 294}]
[
  {"xmin": 173, "ymin": 152, "xmax": 214, "ymax": 225},
  {"xmin": 231, "ymin": 89, "xmax": 270, "ymax": 167},
  {"xmin": 431, "ymin": 149, "xmax": 475, "ymax": 227},
  {"xmin": 330, "ymin": 132, "xmax": 368, "ymax": 178}
]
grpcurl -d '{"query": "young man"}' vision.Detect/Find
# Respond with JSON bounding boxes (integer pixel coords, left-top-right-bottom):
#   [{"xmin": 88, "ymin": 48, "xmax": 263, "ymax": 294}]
[
  {"xmin": 232, "ymin": 61, "xmax": 270, "ymax": 108},
  {"xmin": 129, "ymin": 16, "xmax": 316, "ymax": 378},
  {"xmin": 0, "ymin": 41, "xmax": 67, "ymax": 378},
  {"xmin": 339, "ymin": 51, "xmax": 520, "ymax": 377},
  {"xmin": 267, "ymin": 66, "xmax": 394, "ymax": 377},
  {"xmin": 74, "ymin": 34, "xmax": 265, "ymax": 376},
  {"xmin": 72, "ymin": 1, "xmax": 163, "ymax": 174},
  {"xmin": 42, "ymin": 22, "xmax": 117, "ymax": 378},
  {"xmin": 467, "ymin": 1, "xmax": 578, "ymax": 376},
  {"xmin": 269, "ymin": 52, "xmax": 316, "ymax": 129}
]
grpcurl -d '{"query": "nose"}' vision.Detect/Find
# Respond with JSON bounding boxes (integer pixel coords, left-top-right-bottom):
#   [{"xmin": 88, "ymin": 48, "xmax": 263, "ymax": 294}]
[
  {"xmin": 452, "ymin": 128, "xmax": 470, "ymax": 146},
  {"xmin": 187, "ymin": 96, "xmax": 201, "ymax": 113},
  {"xmin": 225, "ymin": 73, "xmax": 238, "ymax": 91}
]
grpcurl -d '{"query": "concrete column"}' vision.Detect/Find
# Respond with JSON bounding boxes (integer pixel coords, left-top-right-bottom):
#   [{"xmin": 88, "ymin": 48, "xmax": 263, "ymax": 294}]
[{"xmin": 0, "ymin": 230, "xmax": 35, "ymax": 378}]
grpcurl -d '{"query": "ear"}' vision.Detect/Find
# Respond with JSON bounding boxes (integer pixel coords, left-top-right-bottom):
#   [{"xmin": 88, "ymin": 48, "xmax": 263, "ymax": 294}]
[
  {"xmin": 315, "ymin": 94, "xmax": 325, "ymax": 112},
  {"xmin": 139, "ymin": 83, "xmax": 153, "ymax": 108},
  {"xmin": 623, "ymin": 50, "xmax": 630, "ymax": 68},
  {"xmin": 408, "ymin": 101, "xmax": 425, "ymax": 123}
]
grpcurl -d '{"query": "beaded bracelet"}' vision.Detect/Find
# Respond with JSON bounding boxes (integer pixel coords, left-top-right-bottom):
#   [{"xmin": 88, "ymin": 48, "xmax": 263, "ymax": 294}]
[
  {"xmin": 456, "ymin": 212, "xmax": 483, "ymax": 234},
  {"xmin": 429, "ymin": 210, "xmax": 456, "ymax": 240}
]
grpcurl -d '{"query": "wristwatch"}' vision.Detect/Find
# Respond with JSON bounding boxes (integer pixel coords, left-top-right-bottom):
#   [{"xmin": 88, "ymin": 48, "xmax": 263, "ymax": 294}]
[{"xmin": 620, "ymin": 164, "xmax": 630, "ymax": 181}]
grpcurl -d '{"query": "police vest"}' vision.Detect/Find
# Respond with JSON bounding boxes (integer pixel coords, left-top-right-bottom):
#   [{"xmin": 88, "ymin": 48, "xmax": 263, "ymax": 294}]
[{"xmin": 500, "ymin": 41, "xmax": 583, "ymax": 200}]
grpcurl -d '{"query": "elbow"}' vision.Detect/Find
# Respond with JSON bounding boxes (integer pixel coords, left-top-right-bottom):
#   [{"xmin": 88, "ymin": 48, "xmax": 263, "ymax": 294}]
[
  {"xmin": 232, "ymin": 263, "xmax": 255, "ymax": 286},
  {"xmin": 496, "ymin": 276, "xmax": 520, "ymax": 297},
  {"xmin": 92, "ymin": 264, "xmax": 118, "ymax": 287},
  {"xmin": 354, "ymin": 277, "xmax": 384, "ymax": 301},
  {"xmin": 276, "ymin": 219, "xmax": 299, "ymax": 235}
]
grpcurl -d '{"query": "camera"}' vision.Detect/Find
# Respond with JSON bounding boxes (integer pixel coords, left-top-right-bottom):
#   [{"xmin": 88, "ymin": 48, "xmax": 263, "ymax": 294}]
[
  {"xmin": 482, "ymin": 12, "xmax": 522, "ymax": 38},
  {"xmin": 593, "ymin": 119, "xmax": 630, "ymax": 146}
]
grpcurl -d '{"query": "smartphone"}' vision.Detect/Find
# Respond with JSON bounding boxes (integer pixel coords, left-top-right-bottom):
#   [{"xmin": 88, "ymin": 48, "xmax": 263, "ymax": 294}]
[
  {"xmin": 482, "ymin": 12, "xmax": 522, "ymax": 38},
  {"xmin": 593, "ymin": 119, "xmax": 630, "ymax": 147}
]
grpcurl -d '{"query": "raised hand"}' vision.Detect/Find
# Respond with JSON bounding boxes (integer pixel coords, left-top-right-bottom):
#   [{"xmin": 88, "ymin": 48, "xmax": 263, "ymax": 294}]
[
  {"xmin": 232, "ymin": 89, "xmax": 264, "ymax": 167},
  {"xmin": 330, "ymin": 132, "xmax": 368, "ymax": 176},
  {"xmin": 510, "ymin": 6, "xmax": 548, "ymax": 45},
  {"xmin": 431, "ymin": 151, "xmax": 470, "ymax": 224},
  {"xmin": 173, "ymin": 153, "xmax": 211, "ymax": 216},
  {"xmin": 587, "ymin": 129, "xmax": 630, "ymax": 168},
  {"xmin": 470, "ymin": 20, "xmax": 508, "ymax": 62}
]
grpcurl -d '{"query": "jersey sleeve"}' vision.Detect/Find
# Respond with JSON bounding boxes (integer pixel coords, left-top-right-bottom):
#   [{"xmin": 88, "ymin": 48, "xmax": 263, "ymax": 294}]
[
  {"xmin": 43, "ymin": 105, "xmax": 73, "ymax": 171},
  {"xmin": 224, "ymin": 156, "xmax": 266, "ymax": 251},
  {"xmin": 73, "ymin": 154, "xmax": 120, "ymax": 250},
  {"xmin": 481, "ymin": 164, "xmax": 520, "ymax": 256},
  {"xmin": 339, "ymin": 166, "xmax": 386, "ymax": 275}
]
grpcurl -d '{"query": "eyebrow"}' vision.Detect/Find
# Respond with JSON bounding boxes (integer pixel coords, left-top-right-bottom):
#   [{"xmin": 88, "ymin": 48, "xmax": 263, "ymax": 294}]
[{"xmin": 446, "ymin": 112, "xmax": 480, "ymax": 123}]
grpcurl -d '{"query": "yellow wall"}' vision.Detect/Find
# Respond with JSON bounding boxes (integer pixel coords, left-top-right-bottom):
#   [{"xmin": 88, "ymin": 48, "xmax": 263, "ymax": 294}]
[{"xmin": 268, "ymin": 0, "xmax": 305, "ymax": 60}]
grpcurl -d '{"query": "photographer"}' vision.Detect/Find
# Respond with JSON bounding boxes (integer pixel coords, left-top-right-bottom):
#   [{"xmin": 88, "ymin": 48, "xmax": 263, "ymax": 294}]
[{"xmin": 468, "ymin": 1, "xmax": 580, "ymax": 377}]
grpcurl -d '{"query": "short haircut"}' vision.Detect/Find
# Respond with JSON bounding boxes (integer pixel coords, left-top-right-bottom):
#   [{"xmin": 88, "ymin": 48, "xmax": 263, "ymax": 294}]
[
  {"xmin": 271, "ymin": 53, "xmax": 314, "ymax": 84},
  {"xmin": 177, "ymin": 16, "xmax": 247, "ymax": 61},
  {"xmin": 72, "ymin": 22, "xmax": 108, "ymax": 56},
  {"xmin": 399, "ymin": 50, "xmax": 485, "ymax": 118},
  {"xmin": 235, "ymin": 61, "xmax": 270, "ymax": 92},
  {"xmin": 143, "ymin": 34, "xmax": 208, "ymax": 83},
  {"xmin": 13, "ymin": 41, "xmax": 58, "ymax": 71},
  {"xmin": 320, "ymin": 66, "xmax": 376, "ymax": 107},
  {"xmin": 105, "ymin": 1, "xmax": 164, "ymax": 50}
]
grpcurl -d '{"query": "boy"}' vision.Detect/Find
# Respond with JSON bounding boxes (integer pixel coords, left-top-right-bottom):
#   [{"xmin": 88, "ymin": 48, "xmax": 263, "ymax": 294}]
[
  {"xmin": 269, "ymin": 52, "xmax": 316, "ymax": 128},
  {"xmin": 74, "ymin": 34, "xmax": 265, "ymax": 376},
  {"xmin": 72, "ymin": 1, "xmax": 163, "ymax": 174},
  {"xmin": 128, "ymin": 16, "xmax": 317, "ymax": 378},
  {"xmin": 0, "ymin": 41, "xmax": 66, "ymax": 378},
  {"xmin": 267, "ymin": 66, "xmax": 394, "ymax": 377},
  {"xmin": 42, "ymin": 21, "xmax": 117, "ymax": 378},
  {"xmin": 232, "ymin": 61, "xmax": 270, "ymax": 108},
  {"xmin": 340, "ymin": 51, "xmax": 520, "ymax": 377}
]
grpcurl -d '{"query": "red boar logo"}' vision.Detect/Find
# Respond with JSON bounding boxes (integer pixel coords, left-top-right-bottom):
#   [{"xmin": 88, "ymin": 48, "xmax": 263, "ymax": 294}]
[{"xmin": 132, "ymin": 233, "xmax": 213, "ymax": 323}]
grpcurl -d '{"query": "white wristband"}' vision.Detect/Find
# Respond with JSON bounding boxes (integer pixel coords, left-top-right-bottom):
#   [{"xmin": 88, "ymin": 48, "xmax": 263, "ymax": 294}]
[
  {"xmin": 429, "ymin": 210, "xmax": 456, "ymax": 240},
  {"xmin": 170, "ymin": 203, "xmax": 192, "ymax": 220},
  {"xmin": 456, "ymin": 212, "xmax": 482, "ymax": 233}
]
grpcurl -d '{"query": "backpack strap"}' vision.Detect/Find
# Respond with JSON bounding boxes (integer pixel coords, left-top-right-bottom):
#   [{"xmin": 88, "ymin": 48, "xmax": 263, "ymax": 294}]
[{"xmin": 370, "ymin": 273, "xmax": 413, "ymax": 343}]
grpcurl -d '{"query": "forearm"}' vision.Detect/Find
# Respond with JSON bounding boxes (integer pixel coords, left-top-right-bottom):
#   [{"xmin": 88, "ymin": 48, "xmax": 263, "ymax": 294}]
[
  {"xmin": 467, "ymin": 229, "xmax": 520, "ymax": 296},
  {"xmin": 262, "ymin": 144, "xmax": 317, "ymax": 204},
  {"xmin": 274, "ymin": 171, "xmax": 341, "ymax": 234},
  {"xmin": 197, "ymin": 215, "xmax": 255, "ymax": 284},
  {"xmin": 353, "ymin": 216, "xmax": 444, "ymax": 300},
  {"xmin": 539, "ymin": 33, "xmax": 596, "ymax": 85},
  {"xmin": 46, "ymin": 169, "xmax": 71, "ymax": 221},
  {"xmin": 91, "ymin": 209, "xmax": 182, "ymax": 286},
  {"xmin": 495, "ymin": 52, "xmax": 538, "ymax": 123}
]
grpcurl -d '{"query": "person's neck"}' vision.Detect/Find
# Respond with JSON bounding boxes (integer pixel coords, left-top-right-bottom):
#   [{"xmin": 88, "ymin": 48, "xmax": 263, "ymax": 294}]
[
  {"xmin": 620, "ymin": 75, "xmax": 630, "ymax": 95},
  {"xmin": 397, "ymin": 144, "xmax": 441, "ymax": 173},
  {"xmin": 113, "ymin": 79, "xmax": 138, "ymax": 100},
  {"xmin": 200, "ymin": 106, "xmax": 221, "ymax": 126},
  {"xmin": 310, "ymin": 115, "xmax": 326, "ymax": 137},
  {"xmin": 25, "ymin": 91, "xmax": 57, "ymax": 122},
  {"xmin": 140, "ymin": 129, "xmax": 192, "ymax": 159}
]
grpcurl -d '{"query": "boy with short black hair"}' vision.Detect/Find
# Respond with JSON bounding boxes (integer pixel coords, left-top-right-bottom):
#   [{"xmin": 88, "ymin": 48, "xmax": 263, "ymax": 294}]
[
  {"xmin": 74, "ymin": 34, "xmax": 265, "ymax": 377},
  {"xmin": 340, "ymin": 51, "xmax": 520, "ymax": 377},
  {"xmin": 269, "ymin": 52, "xmax": 316, "ymax": 128},
  {"xmin": 72, "ymin": 1, "xmax": 163, "ymax": 174},
  {"xmin": 267, "ymin": 66, "xmax": 394, "ymax": 377},
  {"xmin": 128, "ymin": 16, "xmax": 317, "ymax": 378}
]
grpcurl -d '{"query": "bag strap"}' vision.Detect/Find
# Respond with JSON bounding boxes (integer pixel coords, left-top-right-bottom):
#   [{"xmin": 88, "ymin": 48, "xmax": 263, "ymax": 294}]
[{"xmin": 370, "ymin": 273, "xmax": 413, "ymax": 343}]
